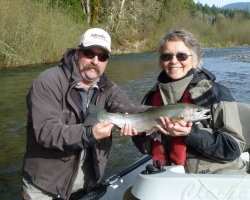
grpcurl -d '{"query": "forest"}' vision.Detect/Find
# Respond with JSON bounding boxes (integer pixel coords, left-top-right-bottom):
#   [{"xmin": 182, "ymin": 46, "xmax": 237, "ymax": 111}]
[{"xmin": 1, "ymin": 0, "xmax": 250, "ymax": 68}]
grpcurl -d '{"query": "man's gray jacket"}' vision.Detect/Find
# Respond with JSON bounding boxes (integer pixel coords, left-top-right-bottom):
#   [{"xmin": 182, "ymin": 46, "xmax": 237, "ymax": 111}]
[{"xmin": 22, "ymin": 48, "xmax": 148, "ymax": 199}]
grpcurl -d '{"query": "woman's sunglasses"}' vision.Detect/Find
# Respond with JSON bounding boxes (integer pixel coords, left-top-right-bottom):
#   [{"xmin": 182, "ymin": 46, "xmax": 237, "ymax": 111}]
[
  {"xmin": 80, "ymin": 49, "xmax": 110, "ymax": 62},
  {"xmin": 160, "ymin": 53, "xmax": 192, "ymax": 62}
]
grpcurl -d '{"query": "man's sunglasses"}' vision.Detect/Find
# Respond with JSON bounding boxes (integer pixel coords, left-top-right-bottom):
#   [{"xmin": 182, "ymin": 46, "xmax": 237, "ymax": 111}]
[
  {"xmin": 80, "ymin": 49, "xmax": 110, "ymax": 62},
  {"xmin": 160, "ymin": 53, "xmax": 192, "ymax": 62}
]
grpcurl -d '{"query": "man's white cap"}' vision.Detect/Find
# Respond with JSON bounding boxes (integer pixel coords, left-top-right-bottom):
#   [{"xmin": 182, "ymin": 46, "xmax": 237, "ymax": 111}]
[{"xmin": 78, "ymin": 28, "xmax": 111, "ymax": 54}]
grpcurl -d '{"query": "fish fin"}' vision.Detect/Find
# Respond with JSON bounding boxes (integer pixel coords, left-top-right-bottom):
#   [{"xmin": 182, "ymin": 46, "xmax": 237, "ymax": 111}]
[
  {"xmin": 83, "ymin": 104, "xmax": 103, "ymax": 126},
  {"xmin": 145, "ymin": 128, "xmax": 155, "ymax": 136},
  {"xmin": 146, "ymin": 128, "xmax": 162, "ymax": 142}
]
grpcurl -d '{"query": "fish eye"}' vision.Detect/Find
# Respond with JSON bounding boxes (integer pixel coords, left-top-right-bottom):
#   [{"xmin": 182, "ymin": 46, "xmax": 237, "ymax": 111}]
[{"xmin": 197, "ymin": 109, "xmax": 203, "ymax": 112}]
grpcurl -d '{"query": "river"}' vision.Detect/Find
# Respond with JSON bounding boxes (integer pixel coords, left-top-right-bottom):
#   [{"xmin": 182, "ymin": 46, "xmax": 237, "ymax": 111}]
[{"xmin": 0, "ymin": 47, "xmax": 250, "ymax": 199}]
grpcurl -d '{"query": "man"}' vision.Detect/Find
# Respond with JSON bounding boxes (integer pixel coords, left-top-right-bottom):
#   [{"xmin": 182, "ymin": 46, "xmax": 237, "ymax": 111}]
[{"xmin": 22, "ymin": 28, "xmax": 148, "ymax": 200}]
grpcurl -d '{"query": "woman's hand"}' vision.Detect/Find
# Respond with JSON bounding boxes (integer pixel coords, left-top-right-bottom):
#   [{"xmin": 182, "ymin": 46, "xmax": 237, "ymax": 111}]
[{"xmin": 156, "ymin": 117, "xmax": 192, "ymax": 137}]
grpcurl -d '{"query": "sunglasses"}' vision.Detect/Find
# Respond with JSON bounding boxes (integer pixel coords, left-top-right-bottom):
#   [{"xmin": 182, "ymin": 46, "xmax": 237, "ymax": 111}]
[
  {"xmin": 80, "ymin": 49, "xmax": 110, "ymax": 62},
  {"xmin": 160, "ymin": 53, "xmax": 192, "ymax": 62}
]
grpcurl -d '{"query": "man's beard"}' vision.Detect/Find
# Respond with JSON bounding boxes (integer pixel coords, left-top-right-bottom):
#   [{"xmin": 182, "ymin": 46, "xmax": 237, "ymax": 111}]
[{"xmin": 83, "ymin": 64, "xmax": 101, "ymax": 76}]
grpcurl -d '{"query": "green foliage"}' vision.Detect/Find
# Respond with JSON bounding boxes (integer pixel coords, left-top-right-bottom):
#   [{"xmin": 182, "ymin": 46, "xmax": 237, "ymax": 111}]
[
  {"xmin": 1, "ymin": 0, "xmax": 250, "ymax": 69},
  {"xmin": 0, "ymin": 0, "xmax": 88, "ymax": 68},
  {"xmin": 31, "ymin": 0, "xmax": 87, "ymax": 23},
  {"xmin": 195, "ymin": 2, "xmax": 250, "ymax": 23}
]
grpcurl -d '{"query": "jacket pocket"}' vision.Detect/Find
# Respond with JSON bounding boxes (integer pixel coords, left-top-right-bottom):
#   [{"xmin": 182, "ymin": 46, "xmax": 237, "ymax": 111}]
[{"xmin": 59, "ymin": 151, "xmax": 76, "ymax": 162}]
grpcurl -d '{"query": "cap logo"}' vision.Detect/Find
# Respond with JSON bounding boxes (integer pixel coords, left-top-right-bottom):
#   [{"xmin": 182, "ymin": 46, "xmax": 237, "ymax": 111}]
[
  {"xmin": 79, "ymin": 28, "xmax": 111, "ymax": 53},
  {"xmin": 91, "ymin": 33, "xmax": 108, "ymax": 43}
]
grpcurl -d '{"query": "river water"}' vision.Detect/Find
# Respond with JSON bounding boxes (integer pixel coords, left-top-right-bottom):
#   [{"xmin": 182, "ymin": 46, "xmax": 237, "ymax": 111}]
[{"xmin": 0, "ymin": 47, "xmax": 250, "ymax": 199}]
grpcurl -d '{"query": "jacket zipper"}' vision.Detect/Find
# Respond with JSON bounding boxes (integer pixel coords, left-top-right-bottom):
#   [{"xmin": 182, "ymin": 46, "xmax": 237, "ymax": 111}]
[{"xmin": 63, "ymin": 153, "xmax": 81, "ymax": 199}]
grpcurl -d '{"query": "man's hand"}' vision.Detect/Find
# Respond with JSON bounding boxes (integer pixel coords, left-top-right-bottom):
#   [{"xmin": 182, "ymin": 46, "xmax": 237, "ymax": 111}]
[
  {"xmin": 119, "ymin": 123, "xmax": 139, "ymax": 136},
  {"xmin": 92, "ymin": 120, "xmax": 114, "ymax": 140}
]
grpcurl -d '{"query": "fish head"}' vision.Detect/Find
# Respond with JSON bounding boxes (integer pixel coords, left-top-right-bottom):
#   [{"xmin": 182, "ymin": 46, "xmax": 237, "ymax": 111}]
[{"xmin": 181, "ymin": 105, "xmax": 211, "ymax": 122}]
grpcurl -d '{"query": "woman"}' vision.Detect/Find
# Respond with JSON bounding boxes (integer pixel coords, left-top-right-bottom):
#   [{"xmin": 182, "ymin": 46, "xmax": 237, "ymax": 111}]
[{"xmin": 132, "ymin": 29, "xmax": 248, "ymax": 174}]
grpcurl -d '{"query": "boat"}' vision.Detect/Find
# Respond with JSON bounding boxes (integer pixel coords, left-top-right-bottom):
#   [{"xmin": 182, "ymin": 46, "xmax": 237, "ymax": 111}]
[{"xmin": 96, "ymin": 152, "xmax": 250, "ymax": 200}]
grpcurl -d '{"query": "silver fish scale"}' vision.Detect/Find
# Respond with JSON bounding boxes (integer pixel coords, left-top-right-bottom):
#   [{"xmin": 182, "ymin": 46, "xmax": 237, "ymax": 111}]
[{"xmin": 95, "ymin": 103, "xmax": 210, "ymax": 132}]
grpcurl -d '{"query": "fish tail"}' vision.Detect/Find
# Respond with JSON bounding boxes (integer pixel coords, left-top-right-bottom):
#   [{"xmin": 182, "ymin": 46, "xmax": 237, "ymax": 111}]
[{"xmin": 83, "ymin": 104, "xmax": 103, "ymax": 126}]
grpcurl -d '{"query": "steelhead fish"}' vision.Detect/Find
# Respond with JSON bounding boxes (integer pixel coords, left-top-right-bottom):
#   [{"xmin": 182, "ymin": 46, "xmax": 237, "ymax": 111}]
[{"xmin": 83, "ymin": 103, "xmax": 211, "ymax": 132}]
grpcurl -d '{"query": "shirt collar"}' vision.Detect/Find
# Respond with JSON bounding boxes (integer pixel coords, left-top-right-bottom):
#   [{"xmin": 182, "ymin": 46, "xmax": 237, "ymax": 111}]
[{"xmin": 75, "ymin": 78, "xmax": 100, "ymax": 90}]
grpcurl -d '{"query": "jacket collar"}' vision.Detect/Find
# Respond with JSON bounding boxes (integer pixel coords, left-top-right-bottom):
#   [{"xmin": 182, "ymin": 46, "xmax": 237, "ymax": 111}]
[
  {"xmin": 143, "ymin": 68, "xmax": 219, "ymax": 106},
  {"xmin": 59, "ymin": 48, "xmax": 81, "ymax": 85}
]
